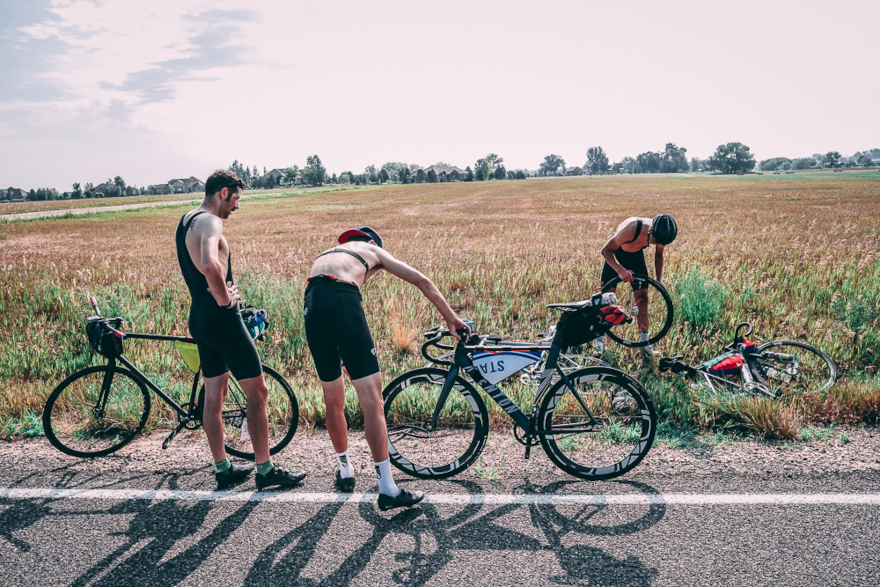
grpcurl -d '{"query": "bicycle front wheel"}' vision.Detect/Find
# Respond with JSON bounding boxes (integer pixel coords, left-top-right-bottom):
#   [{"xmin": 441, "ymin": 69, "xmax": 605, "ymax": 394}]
[
  {"xmin": 383, "ymin": 367, "xmax": 489, "ymax": 479},
  {"xmin": 601, "ymin": 274, "xmax": 673, "ymax": 347},
  {"xmin": 538, "ymin": 367, "xmax": 656, "ymax": 480},
  {"xmin": 750, "ymin": 341, "xmax": 837, "ymax": 396},
  {"xmin": 209, "ymin": 364, "xmax": 299, "ymax": 460},
  {"xmin": 43, "ymin": 365, "xmax": 151, "ymax": 458}
]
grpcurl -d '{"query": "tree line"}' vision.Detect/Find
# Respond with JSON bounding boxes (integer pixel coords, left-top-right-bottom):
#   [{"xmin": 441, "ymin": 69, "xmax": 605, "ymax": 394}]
[{"xmin": 4, "ymin": 145, "xmax": 878, "ymax": 203}]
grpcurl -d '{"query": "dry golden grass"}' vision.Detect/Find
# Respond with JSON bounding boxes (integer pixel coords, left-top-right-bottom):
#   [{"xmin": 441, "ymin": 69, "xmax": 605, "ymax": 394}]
[{"xmin": 1, "ymin": 174, "xmax": 879, "ymax": 436}]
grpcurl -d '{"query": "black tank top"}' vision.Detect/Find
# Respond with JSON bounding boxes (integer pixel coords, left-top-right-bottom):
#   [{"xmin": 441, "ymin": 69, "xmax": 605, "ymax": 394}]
[{"xmin": 175, "ymin": 211, "xmax": 233, "ymax": 311}]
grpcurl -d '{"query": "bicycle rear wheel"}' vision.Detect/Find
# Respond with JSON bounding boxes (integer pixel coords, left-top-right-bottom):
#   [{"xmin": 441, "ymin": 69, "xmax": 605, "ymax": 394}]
[
  {"xmin": 749, "ymin": 341, "xmax": 837, "ymax": 396},
  {"xmin": 601, "ymin": 274, "xmax": 673, "ymax": 347},
  {"xmin": 538, "ymin": 367, "xmax": 656, "ymax": 480},
  {"xmin": 383, "ymin": 367, "xmax": 489, "ymax": 479},
  {"xmin": 205, "ymin": 364, "xmax": 299, "ymax": 460},
  {"xmin": 43, "ymin": 365, "xmax": 151, "ymax": 458}
]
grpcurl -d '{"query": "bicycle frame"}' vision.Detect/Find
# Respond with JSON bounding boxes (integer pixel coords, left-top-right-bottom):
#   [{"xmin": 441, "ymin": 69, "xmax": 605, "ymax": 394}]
[
  {"xmin": 107, "ymin": 332, "xmax": 200, "ymax": 419},
  {"xmin": 428, "ymin": 338, "xmax": 602, "ymax": 438}
]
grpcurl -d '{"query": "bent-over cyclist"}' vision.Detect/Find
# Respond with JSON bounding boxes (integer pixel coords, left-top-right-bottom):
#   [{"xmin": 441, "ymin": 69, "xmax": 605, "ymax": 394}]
[
  {"xmin": 599, "ymin": 214, "xmax": 677, "ymax": 361},
  {"xmin": 303, "ymin": 226, "xmax": 469, "ymax": 511}
]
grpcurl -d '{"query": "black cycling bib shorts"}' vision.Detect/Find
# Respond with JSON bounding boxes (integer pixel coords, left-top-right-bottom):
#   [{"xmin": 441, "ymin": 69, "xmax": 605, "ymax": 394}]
[
  {"xmin": 175, "ymin": 211, "xmax": 262, "ymax": 380},
  {"xmin": 303, "ymin": 275, "xmax": 380, "ymax": 382}
]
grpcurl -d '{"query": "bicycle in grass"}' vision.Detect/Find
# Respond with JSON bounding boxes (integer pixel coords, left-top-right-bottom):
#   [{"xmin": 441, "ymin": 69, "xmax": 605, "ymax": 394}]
[
  {"xmin": 382, "ymin": 289, "xmax": 666, "ymax": 481},
  {"xmin": 42, "ymin": 296, "xmax": 298, "ymax": 459},
  {"xmin": 424, "ymin": 273, "xmax": 676, "ymax": 384},
  {"xmin": 658, "ymin": 321, "xmax": 838, "ymax": 397}
]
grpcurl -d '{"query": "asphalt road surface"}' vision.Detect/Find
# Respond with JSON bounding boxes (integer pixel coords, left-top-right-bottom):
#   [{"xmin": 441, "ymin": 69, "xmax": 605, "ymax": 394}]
[{"xmin": 2, "ymin": 434, "xmax": 879, "ymax": 586}]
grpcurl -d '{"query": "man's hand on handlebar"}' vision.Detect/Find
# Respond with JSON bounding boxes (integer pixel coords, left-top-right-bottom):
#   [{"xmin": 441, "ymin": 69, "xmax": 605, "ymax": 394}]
[{"xmin": 446, "ymin": 316, "xmax": 471, "ymax": 341}]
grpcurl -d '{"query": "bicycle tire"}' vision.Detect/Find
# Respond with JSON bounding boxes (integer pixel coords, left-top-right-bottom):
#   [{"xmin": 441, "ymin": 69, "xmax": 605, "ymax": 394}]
[
  {"xmin": 43, "ymin": 365, "xmax": 151, "ymax": 458},
  {"xmin": 383, "ymin": 367, "xmax": 489, "ymax": 479},
  {"xmin": 538, "ymin": 367, "xmax": 656, "ymax": 480},
  {"xmin": 600, "ymin": 274, "xmax": 674, "ymax": 347},
  {"xmin": 209, "ymin": 364, "xmax": 299, "ymax": 460},
  {"xmin": 749, "ymin": 341, "xmax": 838, "ymax": 396}
]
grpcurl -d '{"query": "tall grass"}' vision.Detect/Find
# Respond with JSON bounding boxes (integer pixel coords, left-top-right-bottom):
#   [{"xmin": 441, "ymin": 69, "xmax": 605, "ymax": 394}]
[{"xmin": 1, "ymin": 175, "xmax": 879, "ymax": 438}]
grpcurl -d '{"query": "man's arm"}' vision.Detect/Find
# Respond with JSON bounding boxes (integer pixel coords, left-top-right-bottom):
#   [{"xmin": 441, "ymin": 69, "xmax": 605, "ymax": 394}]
[
  {"xmin": 654, "ymin": 244, "xmax": 665, "ymax": 285},
  {"xmin": 196, "ymin": 216, "xmax": 238, "ymax": 308},
  {"xmin": 375, "ymin": 249, "xmax": 469, "ymax": 339},
  {"xmin": 600, "ymin": 221, "xmax": 637, "ymax": 282}
]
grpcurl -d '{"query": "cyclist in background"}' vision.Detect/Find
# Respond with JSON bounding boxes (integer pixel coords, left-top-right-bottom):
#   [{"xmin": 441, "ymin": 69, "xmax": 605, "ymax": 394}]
[
  {"xmin": 598, "ymin": 214, "xmax": 678, "ymax": 361},
  {"xmin": 176, "ymin": 170, "xmax": 305, "ymax": 490},
  {"xmin": 303, "ymin": 226, "xmax": 469, "ymax": 511}
]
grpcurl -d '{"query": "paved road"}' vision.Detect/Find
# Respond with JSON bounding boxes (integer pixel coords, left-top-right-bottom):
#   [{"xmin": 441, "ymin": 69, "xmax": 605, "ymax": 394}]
[{"xmin": 2, "ymin": 436, "xmax": 879, "ymax": 586}]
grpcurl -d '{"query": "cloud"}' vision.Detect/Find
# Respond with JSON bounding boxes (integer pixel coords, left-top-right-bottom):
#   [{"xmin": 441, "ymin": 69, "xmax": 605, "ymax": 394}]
[
  {"xmin": 0, "ymin": 1, "xmax": 73, "ymax": 103},
  {"xmin": 102, "ymin": 8, "xmax": 260, "ymax": 104}
]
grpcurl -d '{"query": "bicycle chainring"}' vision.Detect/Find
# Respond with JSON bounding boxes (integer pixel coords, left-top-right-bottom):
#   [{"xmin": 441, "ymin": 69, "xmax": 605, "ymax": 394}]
[
  {"xmin": 179, "ymin": 402, "xmax": 202, "ymax": 430},
  {"xmin": 513, "ymin": 424, "xmax": 540, "ymax": 447}
]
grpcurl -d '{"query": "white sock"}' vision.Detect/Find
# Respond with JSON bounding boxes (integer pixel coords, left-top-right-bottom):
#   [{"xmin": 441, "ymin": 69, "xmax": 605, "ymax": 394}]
[
  {"xmin": 595, "ymin": 337, "xmax": 604, "ymax": 351},
  {"xmin": 374, "ymin": 459, "xmax": 400, "ymax": 497},
  {"xmin": 639, "ymin": 332, "xmax": 650, "ymax": 343},
  {"xmin": 336, "ymin": 450, "xmax": 355, "ymax": 479}
]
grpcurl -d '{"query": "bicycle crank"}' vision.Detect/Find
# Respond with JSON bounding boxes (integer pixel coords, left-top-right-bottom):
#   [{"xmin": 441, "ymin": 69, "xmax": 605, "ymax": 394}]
[{"xmin": 162, "ymin": 420, "xmax": 190, "ymax": 450}]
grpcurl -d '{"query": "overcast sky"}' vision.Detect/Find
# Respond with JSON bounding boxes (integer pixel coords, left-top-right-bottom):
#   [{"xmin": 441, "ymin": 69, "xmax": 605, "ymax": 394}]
[{"xmin": 1, "ymin": 0, "xmax": 878, "ymax": 190}]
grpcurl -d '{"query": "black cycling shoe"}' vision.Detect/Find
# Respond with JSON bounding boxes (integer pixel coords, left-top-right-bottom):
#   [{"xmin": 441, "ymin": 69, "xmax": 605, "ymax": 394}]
[
  {"xmin": 215, "ymin": 463, "xmax": 254, "ymax": 490},
  {"xmin": 377, "ymin": 488, "xmax": 425, "ymax": 511},
  {"xmin": 255, "ymin": 466, "xmax": 306, "ymax": 490},
  {"xmin": 335, "ymin": 469, "xmax": 356, "ymax": 493}
]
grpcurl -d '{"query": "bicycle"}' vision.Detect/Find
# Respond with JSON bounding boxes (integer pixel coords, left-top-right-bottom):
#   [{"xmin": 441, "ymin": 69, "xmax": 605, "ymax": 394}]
[
  {"xmin": 42, "ymin": 296, "xmax": 299, "ymax": 459},
  {"xmin": 382, "ymin": 293, "xmax": 658, "ymax": 481},
  {"xmin": 658, "ymin": 322, "xmax": 838, "ymax": 397}
]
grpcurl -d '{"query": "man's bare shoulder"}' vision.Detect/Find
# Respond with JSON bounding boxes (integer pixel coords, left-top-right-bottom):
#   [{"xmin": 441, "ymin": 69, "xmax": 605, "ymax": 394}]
[{"xmin": 187, "ymin": 210, "xmax": 222, "ymax": 237}]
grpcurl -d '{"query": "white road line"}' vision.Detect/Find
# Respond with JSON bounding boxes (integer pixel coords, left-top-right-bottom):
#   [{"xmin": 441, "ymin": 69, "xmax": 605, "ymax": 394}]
[{"xmin": 2, "ymin": 487, "xmax": 880, "ymax": 506}]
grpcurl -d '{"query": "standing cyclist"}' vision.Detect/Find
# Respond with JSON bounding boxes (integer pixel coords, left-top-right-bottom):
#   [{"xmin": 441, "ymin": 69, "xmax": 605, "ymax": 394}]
[
  {"xmin": 304, "ymin": 226, "xmax": 469, "ymax": 511},
  {"xmin": 599, "ymin": 214, "xmax": 678, "ymax": 361},
  {"xmin": 176, "ymin": 169, "xmax": 306, "ymax": 490}
]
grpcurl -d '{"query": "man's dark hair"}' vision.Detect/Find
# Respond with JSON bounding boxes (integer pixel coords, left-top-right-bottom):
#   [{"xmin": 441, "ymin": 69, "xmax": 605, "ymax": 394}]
[{"xmin": 205, "ymin": 170, "xmax": 245, "ymax": 198}]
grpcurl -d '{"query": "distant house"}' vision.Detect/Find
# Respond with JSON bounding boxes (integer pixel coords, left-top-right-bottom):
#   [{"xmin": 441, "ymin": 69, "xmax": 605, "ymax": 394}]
[
  {"xmin": 265, "ymin": 168, "xmax": 285, "ymax": 182},
  {"xmin": 167, "ymin": 176, "xmax": 204, "ymax": 193},
  {"xmin": 421, "ymin": 164, "xmax": 468, "ymax": 182},
  {"xmin": 0, "ymin": 188, "xmax": 7, "ymax": 201},
  {"xmin": 610, "ymin": 163, "xmax": 624, "ymax": 173},
  {"xmin": 5, "ymin": 187, "xmax": 26, "ymax": 200},
  {"xmin": 149, "ymin": 184, "xmax": 173, "ymax": 195},
  {"xmin": 566, "ymin": 167, "xmax": 584, "ymax": 176},
  {"xmin": 92, "ymin": 182, "xmax": 114, "ymax": 197}
]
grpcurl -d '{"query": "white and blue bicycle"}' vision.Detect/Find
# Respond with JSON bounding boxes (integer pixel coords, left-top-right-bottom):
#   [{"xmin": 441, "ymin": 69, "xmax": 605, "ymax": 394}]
[{"xmin": 382, "ymin": 293, "xmax": 659, "ymax": 481}]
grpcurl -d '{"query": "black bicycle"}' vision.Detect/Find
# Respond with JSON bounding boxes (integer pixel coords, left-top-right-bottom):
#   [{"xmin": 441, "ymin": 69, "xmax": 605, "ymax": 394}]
[
  {"xmin": 42, "ymin": 296, "xmax": 298, "ymax": 459},
  {"xmin": 659, "ymin": 322, "xmax": 838, "ymax": 397},
  {"xmin": 382, "ymin": 293, "xmax": 658, "ymax": 481}
]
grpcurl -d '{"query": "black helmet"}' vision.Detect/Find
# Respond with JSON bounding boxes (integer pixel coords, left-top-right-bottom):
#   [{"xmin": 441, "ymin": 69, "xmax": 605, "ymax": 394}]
[{"xmin": 651, "ymin": 214, "xmax": 678, "ymax": 245}]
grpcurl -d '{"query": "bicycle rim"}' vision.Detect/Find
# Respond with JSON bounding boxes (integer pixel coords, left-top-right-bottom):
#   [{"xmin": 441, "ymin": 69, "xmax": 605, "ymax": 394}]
[
  {"xmin": 218, "ymin": 365, "xmax": 299, "ymax": 460},
  {"xmin": 751, "ymin": 341, "xmax": 838, "ymax": 396},
  {"xmin": 601, "ymin": 274, "xmax": 673, "ymax": 347},
  {"xmin": 43, "ymin": 366, "xmax": 150, "ymax": 457},
  {"xmin": 539, "ymin": 367, "xmax": 655, "ymax": 480},
  {"xmin": 383, "ymin": 368, "xmax": 488, "ymax": 479}
]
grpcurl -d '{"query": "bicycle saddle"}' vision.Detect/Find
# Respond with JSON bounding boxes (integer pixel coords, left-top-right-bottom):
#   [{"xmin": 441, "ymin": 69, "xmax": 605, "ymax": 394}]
[{"xmin": 546, "ymin": 300, "xmax": 592, "ymax": 311}]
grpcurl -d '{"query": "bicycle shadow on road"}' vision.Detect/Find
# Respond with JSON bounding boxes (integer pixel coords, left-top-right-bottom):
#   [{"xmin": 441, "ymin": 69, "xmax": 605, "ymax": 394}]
[
  {"xmin": 244, "ymin": 478, "xmax": 665, "ymax": 586},
  {"xmin": 0, "ymin": 465, "xmax": 159, "ymax": 553},
  {"xmin": 69, "ymin": 472, "xmax": 259, "ymax": 587}
]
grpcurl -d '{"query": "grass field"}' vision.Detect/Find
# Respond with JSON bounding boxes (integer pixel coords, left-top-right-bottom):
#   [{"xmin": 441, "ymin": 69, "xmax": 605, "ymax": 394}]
[{"xmin": 1, "ymin": 174, "xmax": 878, "ymax": 440}]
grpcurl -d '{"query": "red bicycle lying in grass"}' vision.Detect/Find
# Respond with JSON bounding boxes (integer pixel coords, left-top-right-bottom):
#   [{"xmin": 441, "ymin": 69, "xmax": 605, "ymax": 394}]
[{"xmin": 658, "ymin": 322, "xmax": 837, "ymax": 397}]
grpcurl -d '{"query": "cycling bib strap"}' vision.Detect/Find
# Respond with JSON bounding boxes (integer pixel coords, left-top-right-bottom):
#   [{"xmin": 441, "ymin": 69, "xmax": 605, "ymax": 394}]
[
  {"xmin": 316, "ymin": 248, "xmax": 371, "ymax": 272},
  {"xmin": 626, "ymin": 219, "xmax": 643, "ymax": 244}
]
